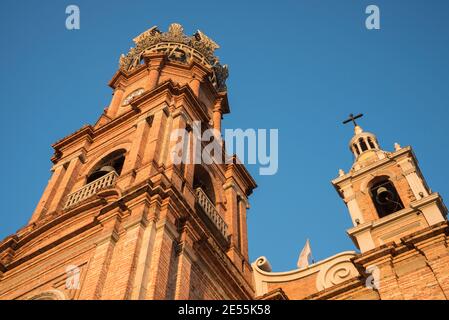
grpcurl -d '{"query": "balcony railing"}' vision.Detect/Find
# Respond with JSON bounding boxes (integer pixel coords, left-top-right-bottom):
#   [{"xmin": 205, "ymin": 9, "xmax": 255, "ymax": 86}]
[
  {"xmin": 64, "ymin": 171, "xmax": 118, "ymax": 209},
  {"xmin": 195, "ymin": 188, "xmax": 228, "ymax": 239}
]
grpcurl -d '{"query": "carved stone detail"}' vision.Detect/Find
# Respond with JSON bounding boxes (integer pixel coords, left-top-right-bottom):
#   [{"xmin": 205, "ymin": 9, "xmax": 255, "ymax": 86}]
[
  {"xmin": 255, "ymin": 256, "xmax": 272, "ymax": 272},
  {"xmin": 316, "ymin": 258, "xmax": 359, "ymax": 291},
  {"xmin": 119, "ymin": 23, "xmax": 228, "ymax": 91}
]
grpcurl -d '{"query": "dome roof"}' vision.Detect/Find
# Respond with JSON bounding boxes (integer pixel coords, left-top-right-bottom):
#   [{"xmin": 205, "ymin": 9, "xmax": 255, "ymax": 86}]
[{"xmin": 348, "ymin": 125, "xmax": 387, "ymax": 170}]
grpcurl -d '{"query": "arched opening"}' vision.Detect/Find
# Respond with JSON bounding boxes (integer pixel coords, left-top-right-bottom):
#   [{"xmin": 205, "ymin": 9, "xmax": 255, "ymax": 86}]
[
  {"xmin": 367, "ymin": 137, "xmax": 376, "ymax": 149},
  {"xmin": 369, "ymin": 177, "xmax": 404, "ymax": 218},
  {"xmin": 359, "ymin": 138, "xmax": 368, "ymax": 152},
  {"xmin": 353, "ymin": 144, "xmax": 359, "ymax": 156},
  {"xmin": 28, "ymin": 290, "xmax": 66, "ymax": 300},
  {"xmin": 86, "ymin": 149, "xmax": 126, "ymax": 184},
  {"xmin": 192, "ymin": 165, "xmax": 228, "ymax": 242},
  {"xmin": 193, "ymin": 165, "xmax": 215, "ymax": 204}
]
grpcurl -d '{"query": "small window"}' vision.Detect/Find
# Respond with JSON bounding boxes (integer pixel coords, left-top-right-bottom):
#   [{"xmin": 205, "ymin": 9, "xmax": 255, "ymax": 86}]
[{"xmin": 369, "ymin": 178, "xmax": 404, "ymax": 218}]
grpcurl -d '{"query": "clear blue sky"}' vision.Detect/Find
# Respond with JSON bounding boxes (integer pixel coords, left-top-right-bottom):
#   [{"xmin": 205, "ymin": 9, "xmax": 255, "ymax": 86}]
[{"xmin": 1, "ymin": 0, "xmax": 448, "ymax": 272}]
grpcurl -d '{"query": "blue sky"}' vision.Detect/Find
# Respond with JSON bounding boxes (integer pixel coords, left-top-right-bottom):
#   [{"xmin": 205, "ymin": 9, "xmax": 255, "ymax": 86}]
[{"xmin": 1, "ymin": 0, "xmax": 448, "ymax": 272}]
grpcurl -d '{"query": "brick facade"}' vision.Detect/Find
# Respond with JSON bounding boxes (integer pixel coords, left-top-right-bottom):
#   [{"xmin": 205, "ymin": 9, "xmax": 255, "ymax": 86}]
[
  {"xmin": 0, "ymin": 24, "xmax": 448, "ymax": 301},
  {"xmin": 0, "ymin": 24, "xmax": 256, "ymax": 300}
]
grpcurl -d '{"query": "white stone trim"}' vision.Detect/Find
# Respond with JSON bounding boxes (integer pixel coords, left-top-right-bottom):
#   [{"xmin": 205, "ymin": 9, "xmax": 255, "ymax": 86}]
[{"xmin": 252, "ymin": 251, "xmax": 358, "ymax": 297}]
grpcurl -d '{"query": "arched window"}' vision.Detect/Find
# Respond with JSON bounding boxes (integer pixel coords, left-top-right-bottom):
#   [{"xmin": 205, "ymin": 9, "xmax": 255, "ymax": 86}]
[
  {"xmin": 369, "ymin": 177, "xmax": 404, "ymax": 218},
  {"xmin": 193, "ymin": 165, "xmax": 215, "ymax": 204},
  {"xmin": 28, "ymin": 290, "xmax": 66, "ymax": 300},
  {"xmin": 86, "ymin": 149, "xmax": 126, "ymax": 184}
]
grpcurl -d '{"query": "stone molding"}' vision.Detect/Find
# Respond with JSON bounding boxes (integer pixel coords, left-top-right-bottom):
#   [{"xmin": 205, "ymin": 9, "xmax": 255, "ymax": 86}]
[{"xmin": 252, "ymin": 251, "xmax": 359, "ymax": 297}]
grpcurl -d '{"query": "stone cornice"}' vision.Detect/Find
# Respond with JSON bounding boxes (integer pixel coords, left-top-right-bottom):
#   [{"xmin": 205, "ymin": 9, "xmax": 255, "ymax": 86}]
[
  {"xmin": 51, "ymin": 125, "xmax": 94, "ymax": 162},
  {"xmin": 256, "ymin": 288, "xmax": 289, "ymax": 300},
  {"xmin": 353, "ymin": 221, "xmax": 449, "ymax": 267},
  {"xmin": 225, "ymin": 156, "xmax": 258, "ymax": 196},
  {"xmin": 131, "ymin": 80, "xmax": 210, "ymax": 124},
  {"xmin": 5, "ymin": 219, "xmax": 99, "ymax": 272},
  {"xmin": 217, "ymin": 91, "xmax": 230, "ymax": 114},
  {"xmin": 347, "ymin": 193, "xmax": 446, "ymax": 242},
  {"xmin": 50, "ymin": 80, "xmax": 211, "ymax": 164},
  {"xmin": 305, "ymin": 277, "xmax": 367, "ymax": 300},
  {"xmin": 109, "ymin": 54, "xmax": 227, "ymax": 107},
  {"xmin": 108, "ymin": 64, "xmax": 147, "ymax": 89},
  {"xmin": 332, "ymin": 146, "xmax": 414, "ymax": 187}
]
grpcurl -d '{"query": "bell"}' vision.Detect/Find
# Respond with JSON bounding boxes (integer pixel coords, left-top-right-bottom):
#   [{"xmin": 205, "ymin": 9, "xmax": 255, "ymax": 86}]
[
  {"xmin": 376, "ymin": 186, "xmax": 394, "ymax": 205},
  {"xmin": 98, "ymin": 165, "xmax": 115, "ymax": 173},
  {"xmin": 87, "ymin": 166, "xmax": 116, "ymax": 182}
]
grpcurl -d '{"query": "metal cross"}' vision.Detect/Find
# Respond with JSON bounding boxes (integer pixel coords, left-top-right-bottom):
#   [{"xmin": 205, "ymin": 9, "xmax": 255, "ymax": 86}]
[{"xmin": 342, "ymin": 113, "xmax": 364, "ymax": 127}]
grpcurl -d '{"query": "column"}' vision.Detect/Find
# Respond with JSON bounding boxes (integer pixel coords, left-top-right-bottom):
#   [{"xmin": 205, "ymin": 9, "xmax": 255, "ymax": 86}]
[
  {"xmin": 189, "ymin": 77, "xmax": 201, "ymax": 97},
  {"xmin": 373, "ymin": 256, "xmax": 404, "ymax": 300},
  {"xmin": 142, "ymin": 108, "xmax": 169, "ymax": 167},
  {"xmin": 145, "ymin": 54, "xmax": 165, "ymax": 91},
  {"xmin": 174, "ymin": 224, "xmax": 196, "ymax": 300},
  {"xmin": 189, "ymin": 65, "xmax": 207, "ymax": 98},
  {"xmin": 47, "ymin": 154, "xmax": 84, "ymax": 213},
  {"xmin": 166, "ymin": 110, "xmax": 188, "ymax": 168},
  {"xmin": 356, "ymin": 142, "xmax": 363, "ymax": 155},
  {"xmin": 397, "ymin": 158, "xmax": 429, "ymax": 199},
  {"xmin": 129, "ymin": 216, "xmax": 157, "ymax": 300},
  {"xmin": 213, "ymin": 101, "xmax": 222, "ymax": 135},
  {"xmin": 223, "ymin": 182, "xmax": 240, "ymax": 254},
  {"xmin": 341, "ymin": 185, "xmax": 364, "ymax": 225},
  {"xmin": 106, "ymin": 85, "xmax": 125, "ymax": 118},
  {"xmin": 416, "ymin": 235, "xmax": 449, "ymax": 298},
  {"xmin": 29, "ymin": 164, "xmax": 66, "ymax": 223},
  {"xmin": 78, "ymin": 215, "xmax": 120, "ymax": 299},
  {"xmin": 238, "ymin": 196, "xmax": 249, "ymax": 261},
  {"xmin": 183, "ymin": 125, "xmax": 194, "ymax": 183},
  {"xmin": 120, "ymin": 118, "xmax": 151, "ymax": 187},
  {"xmin": 101, "ymin": 213, "xmax": 146, "ymax": 299},
  {"xmin": 363, "ymin": 137, "xmax": 370, "ymax": 150},
  {"xmin": 145, "ymin": 218, "xmax": 178, "ymax": 300}
]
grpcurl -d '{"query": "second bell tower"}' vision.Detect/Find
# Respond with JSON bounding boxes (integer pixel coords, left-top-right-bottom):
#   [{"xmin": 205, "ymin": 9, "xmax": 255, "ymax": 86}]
[{"xmin": 333, "ymin": 115, "xmax": 447, "ymax": 252}]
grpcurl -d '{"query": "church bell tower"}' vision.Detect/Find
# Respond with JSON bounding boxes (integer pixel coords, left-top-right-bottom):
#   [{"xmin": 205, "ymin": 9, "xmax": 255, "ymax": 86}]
[
  {"xmin": 330, "ymin": 114, "xmax": 449, "ymax": 300},
  {"xmin": 0, "ymin": 24, "xmax": 256, "ymax": 300},
  {"xmin": 333, "ymin": 114, "xmax": 447, "ymax": 253}
]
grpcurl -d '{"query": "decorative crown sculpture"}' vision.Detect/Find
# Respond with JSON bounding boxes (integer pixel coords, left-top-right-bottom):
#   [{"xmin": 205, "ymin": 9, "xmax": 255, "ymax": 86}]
[{"xmin": 119, "ymin": 23, "xmax": 228, "ymax": 92}]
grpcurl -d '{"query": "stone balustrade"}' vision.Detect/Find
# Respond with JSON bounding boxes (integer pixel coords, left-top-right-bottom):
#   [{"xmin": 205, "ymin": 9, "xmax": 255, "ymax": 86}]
[
  {"xmin": 64, "ymin": 171, "xmax": 118, "ymax": 209},
  {"xmin": 195, "ymin": 188, "xmax": 228, "ymax": 238}
]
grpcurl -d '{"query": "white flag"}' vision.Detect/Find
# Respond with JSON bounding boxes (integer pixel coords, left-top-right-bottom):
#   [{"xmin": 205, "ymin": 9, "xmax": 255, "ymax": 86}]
[{"xmin": 297, "ymin": 239, "xmax": 312, "ymax": 269}]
